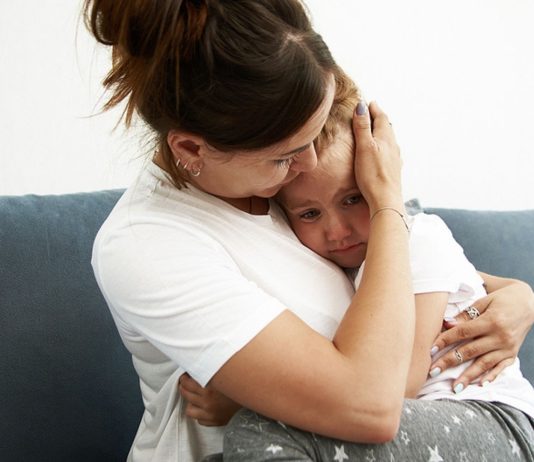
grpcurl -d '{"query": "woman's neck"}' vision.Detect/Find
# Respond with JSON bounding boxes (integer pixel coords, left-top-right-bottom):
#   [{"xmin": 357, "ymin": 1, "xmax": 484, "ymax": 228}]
[{"xmin": 220, "ymin": 196, "xmax": 270, "ymax": 215}]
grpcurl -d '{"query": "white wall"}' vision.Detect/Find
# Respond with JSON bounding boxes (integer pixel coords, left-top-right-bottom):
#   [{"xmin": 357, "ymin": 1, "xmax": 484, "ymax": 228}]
[{"xmin": 1, "ymin": 0, "xmax": 533, "ymax": 210}]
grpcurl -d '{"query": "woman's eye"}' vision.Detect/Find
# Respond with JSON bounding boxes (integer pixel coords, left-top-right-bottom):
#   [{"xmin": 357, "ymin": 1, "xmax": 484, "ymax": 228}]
[
  {"xmin": 299, "ymin": 209, "xmax": 320, "ymax": 220},
  {"xmin": 275, "ymin": 150, "xmax": 304, "ymax": 169},
  {"xmin": 275, "ymin": 158, "xmax": 293, "ymax": 169},
  {"xmin": 344, "ymin": 194, "xmax": 362, "ymax": 206}
]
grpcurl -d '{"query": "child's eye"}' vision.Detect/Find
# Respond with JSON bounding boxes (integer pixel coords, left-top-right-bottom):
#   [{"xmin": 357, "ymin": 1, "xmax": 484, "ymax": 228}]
[
  {"xmin": 299, "ymin": 209, "xmax": 320, "ymax": 221},
  {"xmin": 344, "ymin": 194, "xmax": 362, "ymax": 206}
]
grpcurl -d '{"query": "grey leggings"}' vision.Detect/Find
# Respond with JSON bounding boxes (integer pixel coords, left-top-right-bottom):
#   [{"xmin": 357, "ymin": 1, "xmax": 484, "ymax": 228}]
[{"xmin": 222, "ymin": 400, "xmax": 534, "ymax": 461}]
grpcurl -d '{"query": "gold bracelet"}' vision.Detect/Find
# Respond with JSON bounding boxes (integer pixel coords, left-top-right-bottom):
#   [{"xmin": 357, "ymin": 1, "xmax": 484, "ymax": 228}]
[{"xmin": 370, "ymin": 207, "xmax": 410, "ymax": 231}]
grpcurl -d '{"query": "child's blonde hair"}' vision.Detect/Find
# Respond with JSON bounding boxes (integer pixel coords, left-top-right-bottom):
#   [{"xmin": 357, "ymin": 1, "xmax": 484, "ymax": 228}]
[{"xmin": 315, "ymin": 69, "xmax": 360, "ymax": 154}]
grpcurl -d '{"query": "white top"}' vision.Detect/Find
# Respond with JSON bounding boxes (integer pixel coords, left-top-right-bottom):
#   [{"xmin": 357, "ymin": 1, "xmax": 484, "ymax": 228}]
[
  {"xmin": 92, "ymin": 162, "xmax": 354, "ymax": 462},
  {"xmin": 355, "ymin": 213, "xmax": 534, "ymax": 418}
]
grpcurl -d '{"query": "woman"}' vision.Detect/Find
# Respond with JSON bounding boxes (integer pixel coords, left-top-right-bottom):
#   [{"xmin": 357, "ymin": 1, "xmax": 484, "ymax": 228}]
[{"xmin": 84, "ymin": 1, "xmax": 534, "ymax": 460}]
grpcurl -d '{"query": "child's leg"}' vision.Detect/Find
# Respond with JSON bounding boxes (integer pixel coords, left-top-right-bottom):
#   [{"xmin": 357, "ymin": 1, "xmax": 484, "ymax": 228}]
[{"xmin": 224, "ymin": 399, "xmax": 534, "ymax": 461}]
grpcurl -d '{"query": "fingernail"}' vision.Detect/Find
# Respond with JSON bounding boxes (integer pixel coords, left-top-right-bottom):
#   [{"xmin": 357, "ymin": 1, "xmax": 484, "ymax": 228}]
[
  {"xmin": 482, "ymin": 380, "xmax": 490, "ymax": 387},
  {"xmin": 429, "ymin": 367, "xmax": 441, "ymax": 378},
  {"xmin": 430, "ymin": 345, "xmax": 439, "ymax": 356},
  {"xmin": 356, "ymin": 101, "xmax": 367, "ymax": 116},
  {"xmin": 453, "ymin": 383, "xmax": 464, "ymax": 394}
]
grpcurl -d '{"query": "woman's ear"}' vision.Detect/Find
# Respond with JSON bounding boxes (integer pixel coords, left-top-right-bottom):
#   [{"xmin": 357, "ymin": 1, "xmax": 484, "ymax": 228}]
[{"xmin": 167, "ymin": 130, "xmax": 204, "ymax": 166}]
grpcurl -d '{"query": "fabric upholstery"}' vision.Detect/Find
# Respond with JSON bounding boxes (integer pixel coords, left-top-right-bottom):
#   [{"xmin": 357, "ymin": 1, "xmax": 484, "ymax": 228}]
[{"xmin": 0, "ymin": 190, "xmax": 141, "ymax": 462}]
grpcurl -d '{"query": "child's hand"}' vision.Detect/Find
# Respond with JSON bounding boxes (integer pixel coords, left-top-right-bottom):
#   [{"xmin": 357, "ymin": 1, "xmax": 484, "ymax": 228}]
[
  {"xmin": 178, "ymin": 373, "xmax": 242, "ymax": 426},
  {"xmin": 352, "ymin": 101, "xmax": 404, "ymax": 214}
]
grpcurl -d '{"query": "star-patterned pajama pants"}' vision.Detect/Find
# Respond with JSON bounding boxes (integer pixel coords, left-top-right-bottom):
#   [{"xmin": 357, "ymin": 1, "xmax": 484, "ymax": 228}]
[{"xmin": 222, "ymin": 399, "xmax": 534, "ymax": 461}]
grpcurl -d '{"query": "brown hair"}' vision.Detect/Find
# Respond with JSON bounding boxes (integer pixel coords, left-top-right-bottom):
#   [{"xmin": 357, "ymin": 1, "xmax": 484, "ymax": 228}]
[{"xmin": 83, "ymin": 0, "xmax": 338, "ymax": 187}]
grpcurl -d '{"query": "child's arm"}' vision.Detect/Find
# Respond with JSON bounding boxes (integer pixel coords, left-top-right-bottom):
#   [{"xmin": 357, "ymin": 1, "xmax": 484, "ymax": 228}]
[{"xmin": 404, "ymin": 292, "xmax": 449, "ymax": 398}]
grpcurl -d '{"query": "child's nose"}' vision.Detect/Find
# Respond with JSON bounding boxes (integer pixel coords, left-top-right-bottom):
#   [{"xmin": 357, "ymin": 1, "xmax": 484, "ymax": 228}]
[{"xmin": 326, "ymin": 216, "xmax": 352, "ymax": 242}]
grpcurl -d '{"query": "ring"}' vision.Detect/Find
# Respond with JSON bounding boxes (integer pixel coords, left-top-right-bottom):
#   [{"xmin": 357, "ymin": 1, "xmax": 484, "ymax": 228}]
[
  {"xmin": 454, "ymin": 349, "xmax": 463, "ymax": 364},
  {"xmin": 465, "ymin": 306, "xmax": 480, "ymax": 320}
]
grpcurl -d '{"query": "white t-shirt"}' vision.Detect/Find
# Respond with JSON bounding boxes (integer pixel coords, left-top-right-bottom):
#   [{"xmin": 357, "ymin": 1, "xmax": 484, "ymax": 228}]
[
  {"xmin": 355, "ymin": 213, "xmax": 534, "ymax": 417},
  {"xmin": 92, "ymin": 162, "xmax": 354, "ymax": 462}
]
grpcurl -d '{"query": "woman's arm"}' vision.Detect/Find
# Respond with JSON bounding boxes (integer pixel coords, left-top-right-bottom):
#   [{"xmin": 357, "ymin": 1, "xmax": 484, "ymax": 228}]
[{"xmin": 430, "ymin": 272, "xmax": 534, "ymax": 389}]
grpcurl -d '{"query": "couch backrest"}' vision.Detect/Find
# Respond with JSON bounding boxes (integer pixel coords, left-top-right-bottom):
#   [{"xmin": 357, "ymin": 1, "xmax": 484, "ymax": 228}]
[
  {"xmin": 426, "ymin": 207, "xmax": 534, "ymax": 381},
  {"xmin": 0, "ymin": 190, "xmax": 142, "ymax": 462}
]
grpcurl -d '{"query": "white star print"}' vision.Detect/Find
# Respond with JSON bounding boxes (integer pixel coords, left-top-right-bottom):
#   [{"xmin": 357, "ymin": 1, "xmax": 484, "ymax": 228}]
[
  {"xmin": 488, "ymin": 432, "xmax": 496, "ymax": 444},
  {"xmin": 443, "ymin": 425, "xmax": 450, "ymax": 434},
  {"xmin": 365, "ymin": 449, "xmax": 376, "ymax": 462},
  {"xmin": 464, "ymin": 409, "xmax": 476, "ymax": 419},
  {"xmin": 404, "ymin": 407, "xmax": 413, "ymax": 415},
  {"xmin": 265, "ymin": 444, "xmax": 283, "ymax": 455},
  {"xmin": 400, "ymin": 430, "xmax": 410, "ymax": 445},
  {"xmin": 509, "ymin": 439, "xmax": 521, "ymax": 458},
  {"xmin": 422, "ymin": 404, "xmax": 438, "ymax": 413},
  {"xmin": 452, "ymin": 415, "xmax": 462, "ymax": 425},
  {"xmin": 333, "ymin": 445, "xmax": 349, "ymax": 462},
  {"xmin": 427, "ymin": 445, "xmax": 444, "ymax": 462},
  {"xmin": 459, "ymin": 451, "xmax": 469, "ymax": 462}
]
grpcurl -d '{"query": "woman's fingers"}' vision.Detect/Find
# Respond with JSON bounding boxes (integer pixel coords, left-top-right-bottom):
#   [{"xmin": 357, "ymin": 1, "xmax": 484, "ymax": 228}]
[
  {"xmin": 352, "ymin": 100, "xmax": 403, "ymax": 212},
  {"xmin": 451, "ymin": 355, "xmax": 515, "ymax": 393},
  {"xmin": 441, "ymin": 299, "xmax": 487, "ymax": 330},
  {"xmin": 478, "ymin": 357, "xmax": 515, "ymax": 385},
  {"xmin": 431, "ymin": 334, "xmax": 497, "ymax": 374},
  {"xmin": 352, "ymin": 100, "xmax": 373, "ymax": 142},
  {"xmin": 432, "ymin": 316, "xmax": 487, "ymax": 354},
  {"xmin": 368, "ymin": 102, "xmax": 395, "ymax": 139}
]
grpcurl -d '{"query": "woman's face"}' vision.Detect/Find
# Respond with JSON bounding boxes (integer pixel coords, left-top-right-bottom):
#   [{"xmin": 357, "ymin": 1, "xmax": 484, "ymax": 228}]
[{"xmin": 193, "ymin": 76, "xmax": 336, "ymax": 200}]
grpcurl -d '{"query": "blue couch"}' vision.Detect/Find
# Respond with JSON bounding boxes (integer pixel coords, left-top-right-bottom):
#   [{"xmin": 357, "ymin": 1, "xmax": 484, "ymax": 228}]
[{"xmin": 1, "ymin": 191, "xmax": 533, "ymax": 461}]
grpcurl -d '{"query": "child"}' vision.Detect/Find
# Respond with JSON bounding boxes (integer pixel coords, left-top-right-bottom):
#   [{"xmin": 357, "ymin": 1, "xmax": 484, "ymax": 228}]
[{"xmin": 276, "ymin": 86, "xmax": 534, "ymax": 410}]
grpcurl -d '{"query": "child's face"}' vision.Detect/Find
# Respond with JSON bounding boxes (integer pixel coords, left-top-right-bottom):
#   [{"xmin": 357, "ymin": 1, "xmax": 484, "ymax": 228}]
[{"xmin": 278, "ymin": 128, "xmax": 370, "ymax": 269}]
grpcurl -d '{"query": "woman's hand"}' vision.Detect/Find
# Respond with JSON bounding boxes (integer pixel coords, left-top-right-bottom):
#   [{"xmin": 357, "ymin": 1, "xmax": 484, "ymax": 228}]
[
  {"xmin": 352, "ymin": 101, "xmax": 404, "ymax": 214},
  {"xmin": 178, "ymin": 373, "xmax": 242, "ymax": 426},
  {"xmin": 429, "ymin": 273, "xmax": 534, "ymax": 390}
]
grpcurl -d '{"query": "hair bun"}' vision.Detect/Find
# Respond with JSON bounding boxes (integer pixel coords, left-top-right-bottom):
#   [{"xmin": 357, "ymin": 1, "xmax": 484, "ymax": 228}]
[{"xmin": 84, "ymin": 0, "xmax": 208, "ymax": 60}]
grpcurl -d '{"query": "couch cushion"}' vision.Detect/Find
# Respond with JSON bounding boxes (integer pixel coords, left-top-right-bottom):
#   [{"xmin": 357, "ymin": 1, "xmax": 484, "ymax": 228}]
[{"xmin": 0, "ymin": 190, "xmax": 142, "ymax": 462}]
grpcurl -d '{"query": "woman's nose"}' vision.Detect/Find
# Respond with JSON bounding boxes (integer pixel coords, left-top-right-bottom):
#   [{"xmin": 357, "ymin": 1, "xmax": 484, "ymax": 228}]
[{"xmin": 290, "ymin": 145, "xmax": 318, "ymax": 173}]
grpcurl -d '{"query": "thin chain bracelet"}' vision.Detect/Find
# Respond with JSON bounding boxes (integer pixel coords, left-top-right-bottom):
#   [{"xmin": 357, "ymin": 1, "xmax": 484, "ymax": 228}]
[{"xmin": 370, "ymin": 207, "xmax": 410, "ymax": 232}]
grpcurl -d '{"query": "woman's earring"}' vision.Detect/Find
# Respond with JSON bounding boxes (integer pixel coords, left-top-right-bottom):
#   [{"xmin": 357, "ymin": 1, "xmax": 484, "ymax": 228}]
[{"xmin": 175, "ymin": 158, "xmax": 201, "ymax": 177}]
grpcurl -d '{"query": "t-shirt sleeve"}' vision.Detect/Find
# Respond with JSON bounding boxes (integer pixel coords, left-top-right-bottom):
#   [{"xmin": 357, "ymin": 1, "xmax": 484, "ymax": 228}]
[
  {"xmin": 92, "ymin": 223, "xmax": 286, "ymax": 387},
  {"xmin": 408, "ymin": 213, "xmax": 484, "ymax": 300}
]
